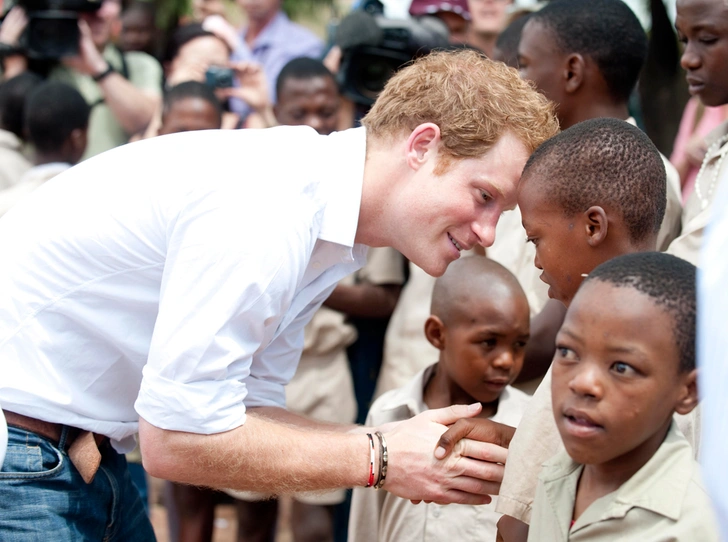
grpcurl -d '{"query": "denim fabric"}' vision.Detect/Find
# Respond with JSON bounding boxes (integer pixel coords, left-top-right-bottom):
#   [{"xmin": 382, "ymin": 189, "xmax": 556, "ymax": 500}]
[{"xmin": 0, "ymin": 425, "xmax": 156, "ymax": 541}]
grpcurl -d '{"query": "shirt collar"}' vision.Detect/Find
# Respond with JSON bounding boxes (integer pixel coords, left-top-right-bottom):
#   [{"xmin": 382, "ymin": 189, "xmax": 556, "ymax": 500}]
[
  {"xmin": 375, "ymin": 364, "xmax": 436, "ymax": 417},
  {"xmin": 317, "ymin": 127, "xmax": 367, "ymax": 248},
  {"xmin": 247, "ymin": 11, "xmax": 288, "ymax": 49},
  {"xmin": 0, "ymin": 129, "xmax": 23, "ymax": 151},
  {"xmin": 540, "ymin": 421, "xmax": 697, "ymax": 533}
]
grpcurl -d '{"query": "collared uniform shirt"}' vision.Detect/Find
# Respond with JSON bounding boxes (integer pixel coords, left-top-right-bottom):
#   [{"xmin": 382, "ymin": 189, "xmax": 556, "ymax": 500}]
[
  {"xmin": 528, "ymin": 423, "xmax": 719, "ymax": 541},
  {"xmin": 350, "ymin": 364, "xmax": 531, "ymax": 542},
  {"xmin": 0, "ymin": 162, "xmax": 71, "ymax": 218},
  {"xmin": 230, "ymin": 11, "xmax": 324, "ymax": 119},
  {"xmin": 0, "ymin": 126, "xmax": 368, "ymax": 452},
  {"xmin": 668, "ymin": 120, "xmax": 728, "ymax": 265},
  {"xmin": 0, "ymin": 129, "xmax": 31, "ymax": 191},
  {"xmin": 495, "ymin": 366, "xmax": 702, "ymax": 524}
]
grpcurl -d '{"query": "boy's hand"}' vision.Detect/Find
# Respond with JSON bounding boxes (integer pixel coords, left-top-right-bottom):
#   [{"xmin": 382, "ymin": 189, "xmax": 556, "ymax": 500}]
[
  {"xmin": 383, "ymin": 403, "xmax": 507, "ymax": 505},
  {"xmin": 435, "ymin": 418, "xmax": 516, "ymax": 459}
]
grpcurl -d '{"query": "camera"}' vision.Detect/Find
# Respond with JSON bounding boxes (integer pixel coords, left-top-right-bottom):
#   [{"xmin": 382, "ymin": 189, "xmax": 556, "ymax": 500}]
[
  {"xmin": 334, "ymin": 3, "xmax": 450, "ymax": 106},
  {"xmin": 205, "ymin": 66, "xmax": 235, "ymax": 89},
  {"xmin": 14, "ymin": 0, "xmax": 102, "ymax": 59}
]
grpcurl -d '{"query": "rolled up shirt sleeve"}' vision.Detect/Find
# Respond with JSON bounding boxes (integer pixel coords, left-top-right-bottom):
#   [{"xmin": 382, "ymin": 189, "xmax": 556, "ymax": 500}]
[{"xmin": 135, "ymin": 181, "xmax": 322, "ymax": 435}]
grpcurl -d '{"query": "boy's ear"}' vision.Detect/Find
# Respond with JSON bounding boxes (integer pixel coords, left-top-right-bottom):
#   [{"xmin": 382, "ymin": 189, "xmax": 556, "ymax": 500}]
[
  {"xmin": 583, "ymin": 206, "xmax": 608, "ymax": 247},
  {"xmin": 424, "ymin": 315, "xmax": 446, "ymax": 350},
  {"xmin": 564, "ymin": 53, "xmax": 585, "ymax": 94},
  {"xmin": 674, "ymin": 368, "xmax": 699, "ymax": 416},
  {"xmin": 405, "ymin": 123, "xmax": 441, "ymax": 172}
]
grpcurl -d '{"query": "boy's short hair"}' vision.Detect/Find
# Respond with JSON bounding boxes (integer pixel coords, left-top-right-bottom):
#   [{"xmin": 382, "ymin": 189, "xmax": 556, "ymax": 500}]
[
  {"xmin": 529, "ymin": 0, "xmax": 647, "ymax": 103},
  {"xmin": 275, "ymin": 57, "xmax": 336, "ymax": 98},
  {"xmin": 163, "ymin": 81, "xmax": 223, "ymax": 124},
  {"xmin": 361, "ymin": 49, "xmax": 558, "ymax": 171},
  {"xmin": 24, "ymin": 82, "xmax": 90, "ymax": 154},
  {"xmin": 522, "ymin": 117, "xmax": 666, "ymax": 244},
  {"xmin": 431, "ymin": 257, "xmax": 526, "ymax": 323},
  {"xmin": 584, "ymin": 252, "xmax": 696, "ymax": 373},
  {"xmin": 0, "ymin": 72, "xmax": 43, "ymax": 138}
]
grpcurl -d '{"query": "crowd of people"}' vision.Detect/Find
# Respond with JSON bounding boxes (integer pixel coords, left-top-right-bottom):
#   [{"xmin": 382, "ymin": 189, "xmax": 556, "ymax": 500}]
[{"xmin": 0, "ymin": 0, "xmax": 727, "ymax": 541}]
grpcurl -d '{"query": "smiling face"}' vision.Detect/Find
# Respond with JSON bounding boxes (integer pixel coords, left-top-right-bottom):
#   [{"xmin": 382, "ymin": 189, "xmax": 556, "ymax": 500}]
[
  {"xmin": 437, "ymin": 286, "xmax": 530, "ymax": 404},
  {"xmin": 397, "ymin": 130, "xmax": 530, "ymax": 277},
  {"xmin": 676, "ymin": 0, "xmax": 728, "ymax": 107},
  {"xmin": 552, "ymin": 280, "xmax": 694, "ymax": 473},
  {"xmin": 274, "ymin": 76, "xmax": 340, "ymax": 135},
  {"xmin": 518, "ymin": 175, "xmax": 596, "ymax": 306},
  {"xmin": 467, "ymin": 0, "xmax": 511, "ymax": 35}
]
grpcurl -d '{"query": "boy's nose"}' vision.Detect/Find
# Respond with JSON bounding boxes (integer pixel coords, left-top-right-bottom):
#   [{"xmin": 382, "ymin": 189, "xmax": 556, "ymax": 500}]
[
  {"xmin": 492, "ymin": 350, "xmax": 515, "ymax": 370},
  {"xmin": 533, "ymin": 251, "xmax": 543, "ymax": 270},
  {"xmin": 568, "ymin": 365, "xmax": 603, "ymax": 400},
  {"xmin": 680, "ymin": 45, "xmax": 701, "ymax": 71}
]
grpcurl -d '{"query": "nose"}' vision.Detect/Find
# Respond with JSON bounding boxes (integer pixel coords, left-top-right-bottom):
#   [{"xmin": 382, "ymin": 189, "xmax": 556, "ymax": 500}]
[
  {"xmin": 472, "ymin": 212, "xmax": 498, "ymax": 248},
  {"xmin": 533, "ymin": 250, "xmax": 543, "ymax": 270},
  {"xmin": 681, "ymin": 42, "xmax": 701, "ymax": 71},
  {"xmin": 568, "ymin": 363, "xmax": 603, "ymax": 400},
  {"xmin": 492, "ymin": 349, "xmax": 515, "ymax": 371}
]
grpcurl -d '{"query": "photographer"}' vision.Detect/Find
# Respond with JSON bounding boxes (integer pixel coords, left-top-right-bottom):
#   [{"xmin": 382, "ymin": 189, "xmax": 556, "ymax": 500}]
[{"xmin": 0, "ymin": 0, "xmax": 162, "ymax": 159}]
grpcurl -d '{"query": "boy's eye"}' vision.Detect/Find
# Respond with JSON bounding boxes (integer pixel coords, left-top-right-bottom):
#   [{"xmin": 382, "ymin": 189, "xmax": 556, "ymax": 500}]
[
  {"xmin": 525, "ymin": 237, "xmax": 538, "ymax": 246},
  {"xmin": 611, "ymin": 361, "xmax": 637, "ymax": 376},
  {"xmin": 556, "ymin": 346, "xmax": 577, "ymax": 361},
  {"xmin": 515, "ymin": 340, "xmax": 528, "ymax": 349},
  {"xmin": 482, "ymin": 338, "xmax": 497, "ymax": 348}
]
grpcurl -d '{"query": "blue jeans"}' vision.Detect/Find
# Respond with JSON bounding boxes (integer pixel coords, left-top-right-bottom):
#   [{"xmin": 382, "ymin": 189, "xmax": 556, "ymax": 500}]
[{"xmin": 0, "ymin": 425, "xmax": 156, "ymax": 541}]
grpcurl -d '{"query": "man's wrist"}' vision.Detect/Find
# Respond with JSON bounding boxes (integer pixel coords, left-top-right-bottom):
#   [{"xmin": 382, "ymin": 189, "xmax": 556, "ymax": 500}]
[{"xmin": 92, "ymin": 63, "xmax": 114, "ymax": 82}]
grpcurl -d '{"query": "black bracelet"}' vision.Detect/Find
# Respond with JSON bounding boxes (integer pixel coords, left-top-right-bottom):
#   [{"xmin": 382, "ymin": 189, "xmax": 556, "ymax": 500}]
[{"xmin": 92, "ymin": 65, "xmax": 115, "ymax": 82}]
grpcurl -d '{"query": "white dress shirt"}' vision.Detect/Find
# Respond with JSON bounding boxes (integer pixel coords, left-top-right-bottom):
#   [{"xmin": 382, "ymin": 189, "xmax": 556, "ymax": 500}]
[
  {"xmin": 698, "ymin": 166, "xmax": 728, "ymax": 540},
  {"xmin": 0, "ymin": 126, "xmax": 368, "ymax": 452}
]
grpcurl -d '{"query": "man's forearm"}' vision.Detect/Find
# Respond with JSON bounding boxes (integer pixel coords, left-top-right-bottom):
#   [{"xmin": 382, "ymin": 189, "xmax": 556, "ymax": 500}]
[
  {"xmin": 98, "ymin": 73, "xmax": 159, "ymax": 135},
  {"xmin": 139, "ymin": 412, "xmax": 369, "ymax": 495}
]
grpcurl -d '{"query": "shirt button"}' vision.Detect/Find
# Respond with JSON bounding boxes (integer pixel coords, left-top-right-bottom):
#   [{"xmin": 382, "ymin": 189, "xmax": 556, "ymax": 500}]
[
  {"xmin": 312, "ymin": 262, "xmax": 321, "ymax": 269},
  {"xmin": 432, "ymin": 507, "xmax": 440, "ymax": 518}
]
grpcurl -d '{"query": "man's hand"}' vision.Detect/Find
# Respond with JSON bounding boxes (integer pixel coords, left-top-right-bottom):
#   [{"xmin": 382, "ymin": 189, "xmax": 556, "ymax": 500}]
[
  {"xmin": 383, "ymin": 403, "xmax": 509, "ymax": 505},
  {"xmin": 218, "ymin": 61, "xmax": 271, "ymax": 114},
  {"xmin": 62, "ymin": 20, "xmax": 108, "ymax": 76},
  {"xmin": 0, "ymin": 6, "xmax": 28, "ymax": 46},
  {"xmin": 435, "ymin": 417, "xmax": 516, "ymax": 460}
]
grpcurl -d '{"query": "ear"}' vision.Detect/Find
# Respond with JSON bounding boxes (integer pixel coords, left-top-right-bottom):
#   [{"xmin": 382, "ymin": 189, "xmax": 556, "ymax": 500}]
[
  {"xmin": 563, "ymin": 53, "xmax": 585, "ymax": 94},
  {"xmin": 674, "ymin": 368, "xmax": 699, "ymax": 416},
  {"xmin": 583, "ymin": 206, "xmax": 608, "ymax": 247},
  {"xmin": 405, "ymin": 123, "xmax": 441, "ymax": 172},
  {"xmin": 424, "ymin": 315, "xmax": 446, "ymax": 350},
  {"xmin": 69, "ymin": 128, "xmax": 88, "ymax": 163}
]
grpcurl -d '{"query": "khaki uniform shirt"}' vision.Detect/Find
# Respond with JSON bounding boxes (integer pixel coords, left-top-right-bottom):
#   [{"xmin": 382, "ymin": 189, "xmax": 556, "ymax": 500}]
[
  {"xmin": 0, "ymin": 162, "xmax": 70, "ymax": 218},
  {"xmin": 668, "ymin": 120, "xmax": 728, "ymax": 265},
  {"xmin": 0, "ymin": 130, "xmax": 31, "ymax": 192},
  {"xmin": 496, "ymin": 366, "xmax": 701, "ymax": 524},
  {"xmin": 50, "ymin": 46, "xmax": 162, "ymax": 160},
  {"xmin": 528, "ymin": 423, "xmax": 719, "ymax": 541},
  {"xmin": 350, "ymin": 364, "xmax": 531, "ymax": 542}
]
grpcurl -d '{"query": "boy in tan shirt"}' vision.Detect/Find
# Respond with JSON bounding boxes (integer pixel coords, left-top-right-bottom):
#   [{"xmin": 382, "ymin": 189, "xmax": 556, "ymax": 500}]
[{"xmin": 528, "ymin": 252, "xmax": 718, "ymax": 541}]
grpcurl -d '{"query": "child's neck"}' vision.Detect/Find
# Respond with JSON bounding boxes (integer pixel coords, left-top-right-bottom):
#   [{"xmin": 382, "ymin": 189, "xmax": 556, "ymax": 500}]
[
  {"xmin": 423, "ymin": 362, "xmax": 498, "ymax": 419},
  {"xmin": 572, "ymin": 420, "xmax": 672, "ymax": 521}
]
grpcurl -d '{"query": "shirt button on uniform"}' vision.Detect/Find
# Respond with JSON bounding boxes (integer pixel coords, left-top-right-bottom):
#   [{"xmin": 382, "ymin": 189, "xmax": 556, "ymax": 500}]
[{"xmin": 312, "ymin": 262, "xmax": 321, "ymax": 269}]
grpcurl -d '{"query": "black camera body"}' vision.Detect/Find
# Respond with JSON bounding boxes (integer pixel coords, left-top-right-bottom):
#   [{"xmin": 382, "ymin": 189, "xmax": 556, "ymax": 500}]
[
  {"xmin": 335, "ymin": 6, "xmax": 450, "ymax": 106},
  {"xmin": 15, "ymin": 0, "xmax": 102, "ymax": 59},
  {"xmin": 205, "ymin": 65, "xmax": 235, "ymax": 89}
]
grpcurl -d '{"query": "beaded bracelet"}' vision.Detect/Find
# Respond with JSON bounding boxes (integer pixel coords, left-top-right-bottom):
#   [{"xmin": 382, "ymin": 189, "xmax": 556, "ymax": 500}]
[
  {"xmin": 365, "ymin": 433, "xmax": 376, "ymax": 487},
  {"xmin": 374, "ymin": 431, "xmax": 388, "ymax": 489}
]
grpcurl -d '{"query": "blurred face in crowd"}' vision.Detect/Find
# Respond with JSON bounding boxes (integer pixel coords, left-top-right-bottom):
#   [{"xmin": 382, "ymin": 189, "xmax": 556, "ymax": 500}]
[
  {"xmin": 120, "ymin": 8, "xmax": 155, "ymax": 54},
  {"xmin": 238, "ymin": 0, "xmax": 280, "ymax": 25},
  {"xmin": 192, "ymin": 0, "xmax": 227, "ymax": 20},
  {"xmin": 168, "ymin": 35, "xmax": 230, "ymax": 84},
  {"xmin": 467, "ymin": 0, "xmax": 510, "ymax": 35},
  {"xmin": 274, "ymin": 76, "xmax": 340, "ymax": 136},
  {"xmin": 159, "ymin": 97, "xmax": 222, "ymax": 135},
  {"xmin": 394, "ymin": 129, "xmax": 530, "ymax": 277},
  {"xmin": 81, "ymin": 0, "xmax": 121, "ymax": 49},
  {"xmin": 676, "ymin": 0, "xmax": 728, "ymax": 107},
  {"xmin": 518, "ymin": 19, "xmax": 569, "ymax": 121},
  {"xmin": 437, "ymin": 12, "xmax": 470, "ymax": 44}
]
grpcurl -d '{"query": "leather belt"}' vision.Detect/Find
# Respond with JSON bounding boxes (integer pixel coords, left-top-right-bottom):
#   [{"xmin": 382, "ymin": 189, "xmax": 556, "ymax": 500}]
[{"xmin": 3, "ymin": 410, "xmax": 107, "ymax": 484}]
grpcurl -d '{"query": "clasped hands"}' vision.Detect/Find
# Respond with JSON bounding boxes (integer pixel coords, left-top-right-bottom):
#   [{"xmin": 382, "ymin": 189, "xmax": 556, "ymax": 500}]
[{"xmin": 377, "ymin": 403, "xmax": 516, "ymax": 506}]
